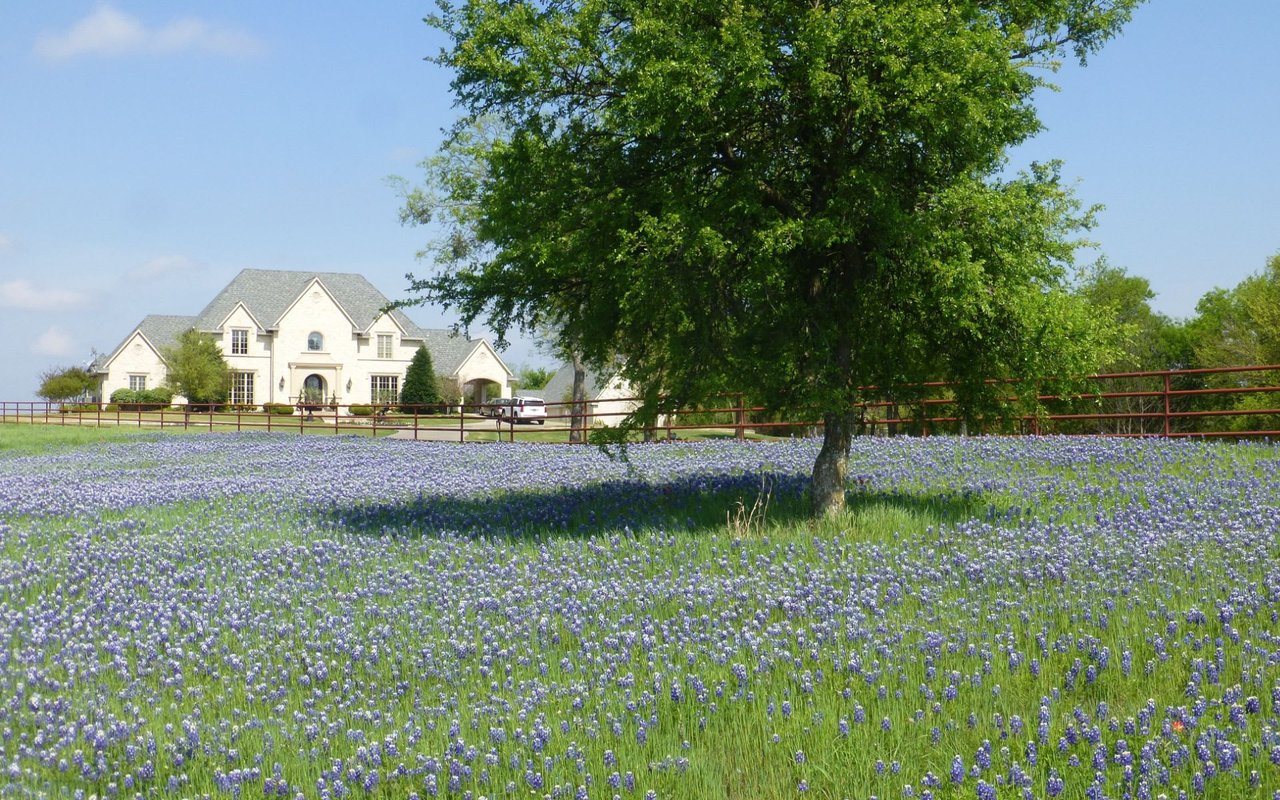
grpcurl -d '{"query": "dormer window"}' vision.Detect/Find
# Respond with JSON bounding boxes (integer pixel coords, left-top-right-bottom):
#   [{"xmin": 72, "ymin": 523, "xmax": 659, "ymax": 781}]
[{"xmin": 307, "ymin": 332, "xmax": 324, "ymax": 352}]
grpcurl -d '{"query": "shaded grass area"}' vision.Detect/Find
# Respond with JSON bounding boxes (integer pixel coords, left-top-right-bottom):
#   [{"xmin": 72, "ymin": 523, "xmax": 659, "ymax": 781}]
[{"xmin": 314, "ymin": 469, "xmax": 994, "ymax": 547}]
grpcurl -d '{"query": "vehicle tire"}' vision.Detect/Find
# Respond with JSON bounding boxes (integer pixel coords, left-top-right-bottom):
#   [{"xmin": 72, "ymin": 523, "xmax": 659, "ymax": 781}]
[{"xmin": 537, "ymin": 420, "xmax": 544, "ymax": 425}]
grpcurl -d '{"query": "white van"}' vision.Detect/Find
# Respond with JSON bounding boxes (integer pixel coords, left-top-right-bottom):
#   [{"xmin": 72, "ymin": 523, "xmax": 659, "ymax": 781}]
[{"xmin": 501, "ymin": 396, "xmax": 547, "ymax": 424}]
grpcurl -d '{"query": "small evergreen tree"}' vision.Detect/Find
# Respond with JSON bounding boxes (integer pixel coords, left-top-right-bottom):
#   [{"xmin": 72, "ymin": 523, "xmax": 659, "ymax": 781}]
[{"xmin": 400, "ymin": 346, "xmax": 442, "ymax": 412}]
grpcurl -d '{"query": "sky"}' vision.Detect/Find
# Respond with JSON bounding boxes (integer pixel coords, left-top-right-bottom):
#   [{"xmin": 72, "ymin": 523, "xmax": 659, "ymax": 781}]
[{"xmin": 1, "ymin": 2, "xmax": 1278, "ymax": 401}]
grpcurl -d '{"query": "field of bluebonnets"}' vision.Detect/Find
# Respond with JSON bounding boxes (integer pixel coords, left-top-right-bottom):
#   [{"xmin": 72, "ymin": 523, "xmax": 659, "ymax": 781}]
[{"xmin": 1, "ymin": 431, "xmax": 1279, "ymax": 800}]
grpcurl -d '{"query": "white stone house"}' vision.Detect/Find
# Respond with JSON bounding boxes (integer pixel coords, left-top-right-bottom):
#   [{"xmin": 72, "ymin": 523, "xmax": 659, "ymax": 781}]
[
  {"xmin": 94, "ymin": 269, "xmax": 515, "ymax": 408},
  {"xmin": 541, "ymin": 363, "xmax": 639, "ymax": 427}
]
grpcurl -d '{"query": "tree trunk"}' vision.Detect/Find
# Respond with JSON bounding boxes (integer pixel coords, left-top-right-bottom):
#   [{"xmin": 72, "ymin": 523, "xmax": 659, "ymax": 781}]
[
  {"xmin": 569, "ymin": 350, "xmax": 587, "ymax": 444},
  {"xmin": 811, "ymin": 411, "xmax": 857, "ymax": 517}
]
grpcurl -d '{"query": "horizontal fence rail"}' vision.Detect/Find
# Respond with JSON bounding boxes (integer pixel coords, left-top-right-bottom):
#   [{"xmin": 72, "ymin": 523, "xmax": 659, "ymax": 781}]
[{"xmin": 6, "ymin": 364, "xmax": 1280, "ymax": 443}]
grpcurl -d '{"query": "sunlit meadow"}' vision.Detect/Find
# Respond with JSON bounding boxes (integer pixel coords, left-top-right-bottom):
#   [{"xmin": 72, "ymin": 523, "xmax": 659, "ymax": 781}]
[{"xmin": 1, "ymin": 432, "xmax": 1278, "ymax": 799}]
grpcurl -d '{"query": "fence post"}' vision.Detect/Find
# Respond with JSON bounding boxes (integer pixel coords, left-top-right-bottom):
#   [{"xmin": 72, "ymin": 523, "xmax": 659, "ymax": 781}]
[
  {"xmin": 735, "ymin": 393, "xmax": 745, "ymax": 440},
  {"xmin": 1163, "ymin": 372, "xmax": 1171, "ymax": 437}
]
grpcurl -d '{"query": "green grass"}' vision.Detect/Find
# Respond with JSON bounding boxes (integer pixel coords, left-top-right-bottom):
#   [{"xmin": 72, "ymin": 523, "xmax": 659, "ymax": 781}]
[{"xmin": 0, "ymin": 423, "xmax": 173, "ymax": 454}]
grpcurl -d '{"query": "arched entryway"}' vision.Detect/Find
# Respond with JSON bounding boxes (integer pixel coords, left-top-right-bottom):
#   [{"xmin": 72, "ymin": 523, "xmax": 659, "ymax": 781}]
[
  {"xmin": 463, "ymin": 378, "xmax": 502, "ymax": 412},
  {"xmin": 302, "ymin": 373, "xmax": 326, "ymax": 404}
]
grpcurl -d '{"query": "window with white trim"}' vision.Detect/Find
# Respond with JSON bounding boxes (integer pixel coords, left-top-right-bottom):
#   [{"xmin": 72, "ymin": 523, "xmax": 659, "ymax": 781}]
[
  {"xmin": 307, "ymin": 332, "xmax": 324, "ymax": 351},
  {"xmin": 230, "ymin": 328, "xmax": 249, "ymax": 355},
  {"xmin": 230, "ymin": 372, "xmax": 255, "ymax": 406},
  {"xmin": 377, "ymin": 333, "xmax": 394, "ymax": 359},
  {"xmin": 371, "ymin": 375, "xmax": 399, "ymax": 405},
  {"xmin": 128, "ymin": 375, "xmax": 146, "ymax": 392}
]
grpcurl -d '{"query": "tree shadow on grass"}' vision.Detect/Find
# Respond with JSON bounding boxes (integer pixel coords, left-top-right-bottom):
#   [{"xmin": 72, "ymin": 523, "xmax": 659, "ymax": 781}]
[{"xmin": 314, "ymin": 471, "xmax": 994, "ymax": 542}]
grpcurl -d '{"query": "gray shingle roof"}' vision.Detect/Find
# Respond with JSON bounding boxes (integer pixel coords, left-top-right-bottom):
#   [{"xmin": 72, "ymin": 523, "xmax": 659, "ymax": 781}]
[
  {"xmin": 94, "ymin": 314, "xmax": 195, "ymax": 372},
  {"xmin": 542, "ymin": 363, "xmax": 613, "ymax": 403},
  {"xmin": 139, "ymin": 314, "xmax": 200, "ymax": 354},
  {"xmin": 194, "ymin": 269, "xmax": 429, "ymax": 337}
]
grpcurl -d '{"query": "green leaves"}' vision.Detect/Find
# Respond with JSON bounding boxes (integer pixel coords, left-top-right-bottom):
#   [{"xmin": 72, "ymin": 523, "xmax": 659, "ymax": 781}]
[
  {"xmin": 407, "ymin": 0, "xmax": 1144, "ymax": 509},
  {"xmin": 162, "ymin": 329, "xmax": 231, "ymax": 406}
]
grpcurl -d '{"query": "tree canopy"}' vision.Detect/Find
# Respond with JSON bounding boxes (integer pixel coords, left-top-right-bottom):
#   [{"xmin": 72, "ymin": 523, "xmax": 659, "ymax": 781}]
[
  {"xmin": 163, "ymin": 329, "xmax": 231, "ymax": 407},
  {"xmin": 405, "ymin": 0, "xmax": 1145, "ymax": 515},
  {"xmin": 37, "ymin": 366, "xmax": 96, "ymax": 402}
]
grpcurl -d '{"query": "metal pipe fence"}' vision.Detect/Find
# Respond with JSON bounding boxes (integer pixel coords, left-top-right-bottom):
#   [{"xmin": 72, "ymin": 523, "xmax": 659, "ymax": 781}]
[{"xmin": 6, "ymin": 364, "xmax": 1280, "ymax": 442}]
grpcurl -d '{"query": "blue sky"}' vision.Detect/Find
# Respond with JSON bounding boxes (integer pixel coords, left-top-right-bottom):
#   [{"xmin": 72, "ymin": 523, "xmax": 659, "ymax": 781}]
[{"xmin": 2, "ymin": 2, "xmax": 1278, "ymax": 401}]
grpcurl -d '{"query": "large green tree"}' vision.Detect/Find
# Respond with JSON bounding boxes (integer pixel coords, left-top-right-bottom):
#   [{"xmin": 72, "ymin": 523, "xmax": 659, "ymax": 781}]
[
  {"xmin": 1190, "ymin": 253, "xmax": 1280, "ymax": 369},
  {"xmin": 406, "ymin": 0, "xmax": 1142, "ymax": 516},
  {"xmin": 163, "ymin": 329, "xmax": 231, "ymax": 407},
  {"xmin": 36, "ymin": 366, "xmax": 96, "ymax": 402},
  {"xmin": 1075, "ymin": 260, "xmax": 1192, "ymax": 374}
]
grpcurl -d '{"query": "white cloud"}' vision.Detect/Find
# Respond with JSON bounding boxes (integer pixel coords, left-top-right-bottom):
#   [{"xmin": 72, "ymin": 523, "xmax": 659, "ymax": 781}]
[
  {"xmin": 35, "ymin": 5, "xmax": 265, "ymax": 62},
  {"xmin": 127, "ymin": 255, "xmax": 202, "ymax": 280},
  {"xmin": 0, "ymin": 279, "xmax": 89, "ymax": 311},
  {"xmin": 32, "ymin": 327, "xmax": 77, "ymax": 357}
]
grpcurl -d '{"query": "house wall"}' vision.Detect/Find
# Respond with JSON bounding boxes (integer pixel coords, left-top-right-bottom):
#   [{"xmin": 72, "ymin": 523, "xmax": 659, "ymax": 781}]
[
  {"xmin": 100, "ymin": 333, "xmax": 169, "ymax": 400},
  {"xmin": 220, "ymin": 306, "xmax": 273, "ymax": 405},
  {"xmin": 590, "ymin": 376, "xmax": 639, "ymax": 428},
  {"xmin": 454, "ymin": 344, "xmax": 512, "ymax": 404},
  {"xmin": 274, "ymin": 284, "xmax": 370, "ymax": 404},
  {"xmin": 348, "ymin": 314, "xmax": 416, "ymax": 405}
]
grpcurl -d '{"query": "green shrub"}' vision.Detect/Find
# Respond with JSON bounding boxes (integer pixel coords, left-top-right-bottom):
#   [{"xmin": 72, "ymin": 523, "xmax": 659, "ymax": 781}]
[
  {"xmin": 349, "ymin": 404, "xmax": 375, "ymax": 416},
  {"xmin": 109, "ymin": 387, "xmax": 174, "ymax": 411},
  {"xmin": 58, "ymin": 402, "xmax": 100, "ymax": 414},
  {"xmin": 263, "ymin": 403, "xmax": 295, "ymax": 415}
]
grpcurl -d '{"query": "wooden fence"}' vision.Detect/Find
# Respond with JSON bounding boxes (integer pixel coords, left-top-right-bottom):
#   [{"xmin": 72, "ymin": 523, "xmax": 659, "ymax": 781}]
[{"xmin": 5, "ymin": 364, "xmax": 1280, "ymax": 443}]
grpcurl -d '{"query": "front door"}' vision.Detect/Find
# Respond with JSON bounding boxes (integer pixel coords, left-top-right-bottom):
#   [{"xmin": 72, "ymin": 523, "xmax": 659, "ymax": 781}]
[{"xmin": 303, "ymin": 374, "xmax": 326, "ymax": 404}]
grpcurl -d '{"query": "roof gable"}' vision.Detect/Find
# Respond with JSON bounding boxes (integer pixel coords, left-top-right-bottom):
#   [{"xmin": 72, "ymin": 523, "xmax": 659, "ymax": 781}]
[
  {"xmin": 214, "ymin": 301, "xmax": 267, "ymax": 333},
  {"xmin": 99, "ymin": 314, "xmax": 197, "ymax": 369},
  {"xmin": 194, "ymin": 269, "xmax": 427, "ymax": 334},
  {"xmin": 273, "ymin": 277, "xmax": 358, "ymax": 332}
]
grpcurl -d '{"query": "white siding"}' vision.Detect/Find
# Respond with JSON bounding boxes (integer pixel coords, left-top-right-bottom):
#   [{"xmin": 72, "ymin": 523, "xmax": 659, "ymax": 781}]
[
  {"xmin": 100, "ymin": 333, "xmax": 168, "ymax": 400},
  {"xmin": 275, "ymin": 283, "xmax": 365, "ymax": 404},
  {"xmin": 220, "ymin": 305, "xmax": 272, "ymax": 403},
  {"xmin": 589, "ymin": 376, "xmax": 640, "ymax": 428}
]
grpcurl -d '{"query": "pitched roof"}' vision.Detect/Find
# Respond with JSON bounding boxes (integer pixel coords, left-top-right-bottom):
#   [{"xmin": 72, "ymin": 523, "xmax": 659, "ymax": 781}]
[
  {"xmin": 542, "ymin": 363, "xmax": 614, "ymax": 403},
  {"xmin": 94, "ymin": 314, "xmax": 197, "ymax": 372},
  {"xmin": 139, "ymin": 314, "xmax": 201, "ymax": 354},
  {"xmin": 417, "ymin": 329, "xmax": 485, "ymax": 376},
  {"xmin": 194, "ymin": 269, "xmax": 428, "ymax": 337}
]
